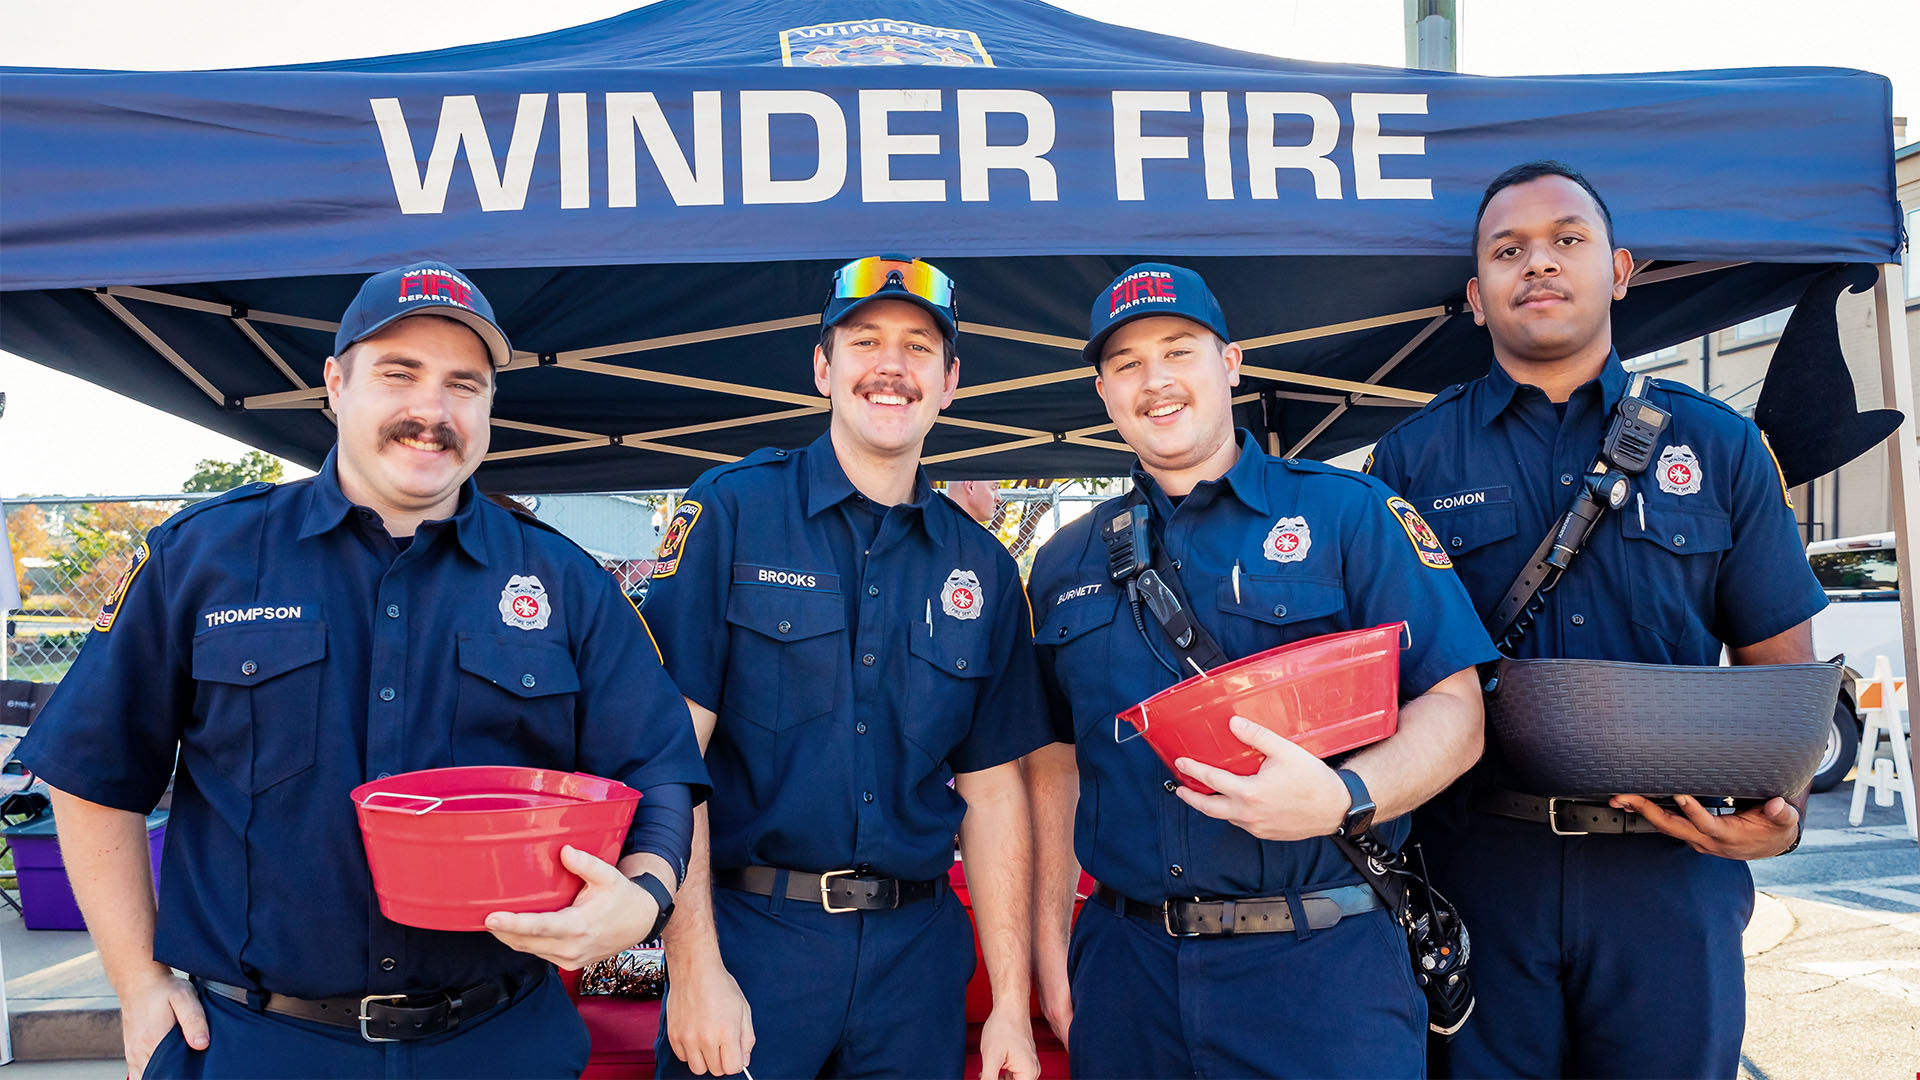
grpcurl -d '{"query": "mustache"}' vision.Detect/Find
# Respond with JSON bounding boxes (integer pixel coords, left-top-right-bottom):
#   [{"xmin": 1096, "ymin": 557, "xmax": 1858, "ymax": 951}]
[
  {"xmin": 1137, "ymin": 391, "xmax": 1190, "ymax": 416},
  {"xmin": 852, "ymin": 375, "xmax": 922, "ymax": 403},
  {"xmin": 380, "ymin": 418, "xmax": 464, "ymax": 456},
  {"xmin": 1514, "ymin": 284, "xmax": 1571, "ymax": 307}
]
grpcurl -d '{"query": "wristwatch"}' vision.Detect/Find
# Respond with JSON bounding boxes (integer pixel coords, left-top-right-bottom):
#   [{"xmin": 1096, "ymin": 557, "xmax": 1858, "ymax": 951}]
[
  {"xmin": 629, "ymin": 871, "xmax": 675, "ymax": 942},
  {"xmin": 1334, "ymin": 768, "xmax": 1376, "ymax": 838}
]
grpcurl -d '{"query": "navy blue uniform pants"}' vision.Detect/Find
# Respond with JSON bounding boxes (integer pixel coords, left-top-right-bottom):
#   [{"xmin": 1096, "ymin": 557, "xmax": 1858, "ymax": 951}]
[
  {"xmin": 655, "ymin": 881, "xmax": 975, "ymax": 1079},
  {"xmin": 144, "ymin": 971, "xmax": 588, "ymax": 1078},
  {"xmin": 1066, "ymin": 890, "xmax": 1426, "ymax": 1079},
  {"xmin": 1420, "ymin": 805, "xmax": 1752, "ymax": 1079}
]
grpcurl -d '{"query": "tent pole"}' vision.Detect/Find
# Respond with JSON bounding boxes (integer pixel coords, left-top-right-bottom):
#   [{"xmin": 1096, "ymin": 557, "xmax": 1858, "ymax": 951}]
[{"xmin": 1870, "ymin": 261, "xmax": 1919, "ymax": 870}]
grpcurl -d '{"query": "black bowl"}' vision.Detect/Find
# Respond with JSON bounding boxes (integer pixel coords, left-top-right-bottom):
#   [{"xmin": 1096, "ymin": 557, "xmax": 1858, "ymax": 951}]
[{"xmin": 1486, "ymin": 657, "xmax": 1843, "ymax": 799}]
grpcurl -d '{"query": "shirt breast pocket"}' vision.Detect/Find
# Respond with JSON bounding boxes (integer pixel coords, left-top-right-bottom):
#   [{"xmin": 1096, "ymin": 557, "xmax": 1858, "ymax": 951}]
[
  {"xmin": 905, "ymin": 623, "xmax": 995, "ymax": 763},
  {"xmin": 190, "ymin": 623, "xmax": 327, "ymax": 793},
  {"xmin": 1214, "ymin": 574, "xmax": 1346, "ymax": 644},
  {"xmin": 453, "ymin": 634, "xmax": 582, "ymax": 769},
  {"xmin": 1036, "ymin": 595, "xmax": 1121, "ymax": 741},
  {"xmin": 723, "ymin": 585, "xmax": 845, "ymax": 730},
  {"xmin": 1421, "ymin": 498, "xmax": 1518, "ymax": 561},
  {"xmin": 1621, "ymin": 505, "xmax": 1733, "ymax": 650}
]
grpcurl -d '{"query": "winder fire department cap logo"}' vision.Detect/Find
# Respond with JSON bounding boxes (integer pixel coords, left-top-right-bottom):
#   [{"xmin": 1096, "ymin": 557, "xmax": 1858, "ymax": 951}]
[
  {"xmin": 942, "ymin": 569, "xmax": 983, "ymax": 620},
  {"xmin": 498, "ymin": 574, "xmax": 551, "ymax": 631},
  {"xmin": 1657, "ymin": 445, "xmax": 1703, "ymax": 496},
  {"xmin": 1263, "ymin": 516, "xmax": 1312, "ymax": 564}
]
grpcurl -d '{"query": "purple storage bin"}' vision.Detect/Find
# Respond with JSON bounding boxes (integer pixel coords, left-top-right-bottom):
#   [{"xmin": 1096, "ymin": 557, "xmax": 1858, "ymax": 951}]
[{"xmin": 5, "ymin": 810, "xmax": 167, "ymax": 931}]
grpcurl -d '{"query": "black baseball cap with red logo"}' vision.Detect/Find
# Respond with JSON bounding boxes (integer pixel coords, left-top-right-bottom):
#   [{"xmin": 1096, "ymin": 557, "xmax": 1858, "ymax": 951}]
[
  {"xmin": 1084, "ymin": 262, "xmax": 1231, "ymax": 368},
  {"xmin": 334, "ymin": 261, "xmax": 512, "ymax": 367}
]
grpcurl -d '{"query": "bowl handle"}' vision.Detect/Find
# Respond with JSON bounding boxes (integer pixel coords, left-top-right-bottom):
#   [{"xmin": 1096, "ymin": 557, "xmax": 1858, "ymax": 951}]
[{"xmin": 359, "ymin": 791, "xmax": 445, "ymax": 816}]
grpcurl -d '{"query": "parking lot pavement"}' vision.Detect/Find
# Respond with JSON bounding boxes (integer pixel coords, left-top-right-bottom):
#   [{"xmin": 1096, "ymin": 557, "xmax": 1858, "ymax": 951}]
[{"xmin": 1741, "ymin": 782, "xmax": 1919, "ymax": 1079}]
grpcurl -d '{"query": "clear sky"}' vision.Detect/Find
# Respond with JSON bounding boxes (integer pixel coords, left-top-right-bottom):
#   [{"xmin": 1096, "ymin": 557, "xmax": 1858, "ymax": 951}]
[{"xmin": 2, "ymin": 0, "xmax": 1914, "ymax": 495}]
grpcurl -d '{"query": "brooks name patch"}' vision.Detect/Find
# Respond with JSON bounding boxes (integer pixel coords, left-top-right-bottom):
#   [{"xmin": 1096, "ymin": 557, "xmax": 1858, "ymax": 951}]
[
  {"xmin": 733, "ymin": 564, "xmax": 840, "ymax": 593},
  {"xmin": 1387, "ymin": 497, "xmax": 1453, "ymax": 569}
]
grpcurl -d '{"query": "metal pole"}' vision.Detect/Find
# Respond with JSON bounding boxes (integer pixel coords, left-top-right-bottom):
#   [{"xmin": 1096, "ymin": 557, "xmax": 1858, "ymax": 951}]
[
  {"xmin": 1404, "ymin": 0, "xmax": 1458, "ymax": 72},
  {"xmin": 1869, "ymin": 262, "xmax": 1919, "ymax": 870}
]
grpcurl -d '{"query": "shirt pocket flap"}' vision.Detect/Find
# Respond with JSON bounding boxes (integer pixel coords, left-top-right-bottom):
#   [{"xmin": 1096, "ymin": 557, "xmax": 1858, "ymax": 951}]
[
  {"xmin": 1215, "ymin": 575, "xmax": 1345, "ymax": 628},
  {"xmin": 1623, "ymin": 505, "xmax": 1733, "ymax": 555},
  {"xmin": 724, "ymin": 585, "xmax": 847, "ymax": 643},
  {"xmin": 908, "ymin": 622, "xmax": 995, "ymax": 679},
  {"xmin": 455, "ymin": 634, "xmax": 582, "ymax": 698},
  {"xmin": 1422, "ymin": 500, "xmax": 1518, "ymax": 557},
  {"xmin": 191, "ymin": 624, "xmax": 327, "ymax": 686},
  {"xmin": 1037, "ymin": 595, "xmax": 1119, "ymax": 646}
]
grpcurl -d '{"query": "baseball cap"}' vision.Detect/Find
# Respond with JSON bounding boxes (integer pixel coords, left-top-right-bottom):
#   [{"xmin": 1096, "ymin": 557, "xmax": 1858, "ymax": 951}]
[
  {"xmin": 822, "ymin": 255, "xmax": 958, "ymax": 342},
  {"xmin": 1084, "ymin": 262, "xmax": 1231, "ymax": 368},
  {"xmin": 334, "ymin": 261, "xmax": 512, "ymax": 368}
]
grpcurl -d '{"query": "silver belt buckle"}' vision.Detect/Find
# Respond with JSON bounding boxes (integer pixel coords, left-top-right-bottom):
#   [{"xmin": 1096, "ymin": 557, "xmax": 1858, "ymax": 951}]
[
  {"xmin": 819, "ymin": 868, "xmax": 858, "ymax": 913},
  {"xmin": 1162, "ymin": 898, "xmax": 1203, "ymax": 938},
  {"xmin": 1546, "ymin": 797, "xmax": 1591, "ymax": 836},
  {"xmin": 358, "ymin": 993, "xmax": 409, "ymax": 1043}
]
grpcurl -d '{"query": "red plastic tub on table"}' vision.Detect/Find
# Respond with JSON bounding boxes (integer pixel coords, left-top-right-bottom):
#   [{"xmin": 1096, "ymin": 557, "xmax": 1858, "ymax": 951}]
[
  {"xmin": 1117, "ymin": 622, "xmax": 1405, "ymax": 794},
  {"xmin": 349, "ymin": 765, "xmax": 639, "ymax": 931}
]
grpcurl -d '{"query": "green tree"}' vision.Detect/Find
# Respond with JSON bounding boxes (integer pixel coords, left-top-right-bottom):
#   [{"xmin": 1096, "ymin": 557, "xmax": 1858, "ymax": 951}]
[{"xmin": 183, "ymin": 450, "xmax": 284, "ymax": 493}]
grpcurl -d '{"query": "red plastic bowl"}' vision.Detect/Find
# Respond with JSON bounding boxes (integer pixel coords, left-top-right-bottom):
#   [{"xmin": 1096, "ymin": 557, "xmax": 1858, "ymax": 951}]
[
  {"xmin": 1117, "ymin": 623, "xmax": 1405, "ymax": 794},
  {"xmin": 350, "ymin": 766, "xmax": 640, "ymax": 932}
]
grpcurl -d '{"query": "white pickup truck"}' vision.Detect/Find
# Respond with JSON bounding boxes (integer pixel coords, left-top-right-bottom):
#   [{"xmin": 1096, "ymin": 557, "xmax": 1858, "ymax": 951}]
[{"xmin": 1806, "ymin": 533, "xmax": 1906, "ymax": 791}]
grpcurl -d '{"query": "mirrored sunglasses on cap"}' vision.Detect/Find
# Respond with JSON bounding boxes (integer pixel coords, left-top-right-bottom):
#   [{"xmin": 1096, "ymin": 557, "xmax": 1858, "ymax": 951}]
[{"xmin": 830, "ymin": 255, "xmax": 955, "ymax": 313}]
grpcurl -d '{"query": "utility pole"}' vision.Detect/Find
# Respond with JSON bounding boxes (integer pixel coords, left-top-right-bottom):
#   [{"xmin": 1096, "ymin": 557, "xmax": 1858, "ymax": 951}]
[{"xmin": 1404, "ymin": 0, "xmax": 1458, "ymax": 72}]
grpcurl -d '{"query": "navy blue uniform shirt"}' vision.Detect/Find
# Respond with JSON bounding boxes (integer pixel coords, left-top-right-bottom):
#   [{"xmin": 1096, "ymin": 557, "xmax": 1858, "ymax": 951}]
[
  {"xmin": 643, "ymin": 432, "xmax": 1051, "ymax": 882},
  {"xmin": 1367, "ymin": 351, "xmax": 1827, "ymax": 786},
  {"xmin": 19, "ymin": 454, "xmax": 709, "ymax": 999},
  {"xmin": 1028, "ymin": 432, "xmax": 1498, "ymax": 903}
]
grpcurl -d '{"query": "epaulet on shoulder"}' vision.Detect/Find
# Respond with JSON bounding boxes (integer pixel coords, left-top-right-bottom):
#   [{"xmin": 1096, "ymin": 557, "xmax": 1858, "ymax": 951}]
[
  {"xmin": 156, "ymin": 481, "xmax": 277, "ymax": 537},
  {"xmin": 1397, "ymin": 381, "xmax": 1472, "ymax": 426},
  {"xmin": 713, "ymin": 446, "xmax": 795, "ymax": 477},
  {"xmin": 1277, "ymin": 455, "xmax": 1382, "ymax": 492},
  {"xmin": 1647, "ymin": 377, "xmax": 1746, "ymax": 420}
]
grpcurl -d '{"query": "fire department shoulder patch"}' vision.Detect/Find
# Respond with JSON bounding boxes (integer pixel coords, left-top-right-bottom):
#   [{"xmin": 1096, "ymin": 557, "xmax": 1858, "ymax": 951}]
[
  {"xmin": 652, "ymin": 500, "xmax": 702, "ymax": 579},
  {"xmin": 93, "ymin": 541, "xmax": 151, "ymax": 633},
  {"xmin": 1386, "ymin": 497, "xmax": 1453, "ymax": 570}
]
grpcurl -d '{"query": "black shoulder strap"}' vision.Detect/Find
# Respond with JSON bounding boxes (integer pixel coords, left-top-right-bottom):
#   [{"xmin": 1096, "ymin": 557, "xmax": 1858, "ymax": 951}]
[{"xmin": 1119, "ymin": 486, "xmax": 1231, "ymax": 674}]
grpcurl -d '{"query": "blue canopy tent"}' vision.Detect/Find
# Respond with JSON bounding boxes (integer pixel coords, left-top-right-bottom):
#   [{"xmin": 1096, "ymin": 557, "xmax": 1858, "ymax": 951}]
[{"xmin": 0, "ymin": 0, "xmax": 1906, "ymax": 493}]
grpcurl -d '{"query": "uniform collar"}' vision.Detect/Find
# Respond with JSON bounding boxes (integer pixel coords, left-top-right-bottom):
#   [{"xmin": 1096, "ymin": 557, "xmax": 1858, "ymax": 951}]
[
  {"xmin": 800, "ymin": 431, "xmax": 951, "ymax": 547},
  {"xmin": 1129, "ymin": 429, "xmax": 1271, "ymax": 518},
  {"xmin": 1475, "ymin": 348, "xmax": 1627, "ymax": 426},
  {"xmin": 297, "ymin": 448, "xmax": 491, "ymax": 565}
]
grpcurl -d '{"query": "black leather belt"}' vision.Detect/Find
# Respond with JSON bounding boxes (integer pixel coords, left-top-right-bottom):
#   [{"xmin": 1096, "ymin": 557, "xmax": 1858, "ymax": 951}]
[
  {"xmin": 1471, "ymin": 786, "xmax": 1673, "ymax": 835},
  {"xmin": 714, "ymin": 866, "xmax": 943, "ymax": 913},
  {"xmin": 1094, "ymin": 883, "xmax": 1383, "ymax": 938},
  {"xmin": 197, "ymin": 974, "xmax": 512, "ymax": 1043}
]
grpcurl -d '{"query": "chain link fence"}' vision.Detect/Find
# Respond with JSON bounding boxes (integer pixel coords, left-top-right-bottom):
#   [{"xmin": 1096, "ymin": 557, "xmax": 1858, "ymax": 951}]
[{"xmin": 5, "ymin": 481, "xmax": 1118, "ymax": 690}]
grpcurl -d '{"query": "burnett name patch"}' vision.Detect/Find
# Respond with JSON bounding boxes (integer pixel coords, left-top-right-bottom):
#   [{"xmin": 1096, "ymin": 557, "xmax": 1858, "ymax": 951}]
[
  {"xmin": 652, "ymin": 500, "xmax": 702, "ymax": 578},
  {"xmin": 732, "ymin": 564, "xmax": 840, "ymax": 593},
  {"xmin": 1386, "ymin": 496, "xmax": 1453, "ymax": 569},
  {"xmin": 93, "ymin": 542, "xmax": 151, "ymax": 633}
]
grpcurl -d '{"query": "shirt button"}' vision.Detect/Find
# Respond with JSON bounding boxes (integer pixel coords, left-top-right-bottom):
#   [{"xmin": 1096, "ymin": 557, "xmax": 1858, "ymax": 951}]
[
  {"xmin": 1570, "ymin": 614, "xmax": 1586, "ymax": 626},
  {"xmin": 862, "ymin": 653, "xmax": 876, "ymax": 666},
  {"xmin": 1561, "ymin": 473, "xmax": 1574, "ymax": 486},
  {"xmin": 380, "ymin": 957, "xmax": 396, "ymax": 972},
  {"xmin": 1169, "ymin": 864, "xmax": 1184, "ymax": 878},
  {"xmin": 1058, "ymin": 626, "xmax": 1069, "ymax": 639},
  {"xmin": 240, "ymin": 660, "xmax": 258, "ymax": 676},
  {"xmin": 856, "ymin": 722, "xmax": 868, "ymax": 735},
  {"xmin": 862, "ymin": 791, "xmax": 875, "ymax": 803},
  {"xmin": 386, "ymin": 604, "xmax": 400, "ymax": 619},
  {"xmin": 773, "ymin": 449, "xmax": 787, "ymax": 457},
  {"xmin": 1273, "ymin": 604, "xmax": 1287, "ymax": 617},
  {"xmin": 955, "ymin": 658, "xmax": 968, "ymax": 671},
  {"xmin": 777, "ymin": 620, "xmax": 792, "ymax": 634},
  {"xmin": 522, "ymin": 674, "xmax": 537, "ymax": 688},
  {"xmin": 1673, "ymin": 534, "xmax": 1686, "ymax": 547},
  {"xmin": 1450, "ymin": 536, "xmax": 1464, "ymax": 549},
  {"xmin": 376, "ymin": 772, "xmax": 392, "ymax": 780},
  {"xmin": 379, "ymin": 687, "xmax": 395, "ymax": 702},
  {"xmin": 1163, "ymin": 780, "xmax": 1178, "ymax": 793},
  {"xmin": 867, "ymin": 585, "xmax": 880, "ymax": 597}
]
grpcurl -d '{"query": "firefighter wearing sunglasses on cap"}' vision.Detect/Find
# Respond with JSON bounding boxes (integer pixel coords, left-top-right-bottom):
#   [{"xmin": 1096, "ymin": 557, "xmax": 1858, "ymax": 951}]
[{"xmin": 645, "ymin": 257, "xmax": 1050, "ymax": 1080}]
